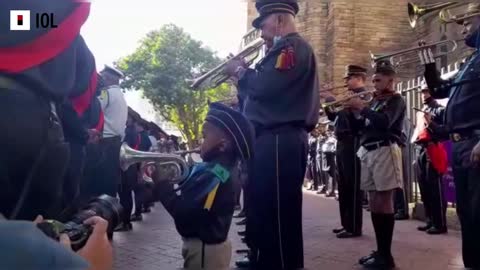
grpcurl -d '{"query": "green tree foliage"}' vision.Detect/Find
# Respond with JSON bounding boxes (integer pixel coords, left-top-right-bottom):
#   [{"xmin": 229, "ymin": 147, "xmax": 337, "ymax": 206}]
[{"xmin": 117, "ymin": 24, "xmax": 232, "ymax": 147}]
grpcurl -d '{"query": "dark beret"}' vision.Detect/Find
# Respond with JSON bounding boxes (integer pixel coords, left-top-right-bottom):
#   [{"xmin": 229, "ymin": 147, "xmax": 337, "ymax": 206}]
[
  {"xmin": 206, "ymin": 102, "xmax": 255, "ymax": 160},
  {"xmin": 374, "ymin": 60, "xmax": 396, "ymax": 76}
]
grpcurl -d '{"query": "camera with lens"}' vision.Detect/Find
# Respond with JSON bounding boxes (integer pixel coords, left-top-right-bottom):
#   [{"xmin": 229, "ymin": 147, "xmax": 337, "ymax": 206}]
[{"xmin": 37, "ymin": 195, "xmax": 123, "ymax": 251}]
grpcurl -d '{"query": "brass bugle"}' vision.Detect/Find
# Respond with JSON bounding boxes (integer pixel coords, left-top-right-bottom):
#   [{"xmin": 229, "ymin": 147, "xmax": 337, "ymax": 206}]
[
  {"xmin": 321, "ymin": 90, "xmax": 376, "ymax": 112},
  {"xmin": 119, "ymin": 143, "xmax": 190, "ymax": 182},
  {"xmin": 370, "ymin": 39, "xmax": 461, "ymax": 67}
]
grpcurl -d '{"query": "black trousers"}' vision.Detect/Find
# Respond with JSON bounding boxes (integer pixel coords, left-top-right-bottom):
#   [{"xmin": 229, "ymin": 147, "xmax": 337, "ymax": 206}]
[
  {"xmin": 416, "ymin": 148, "xmax": 446, "ymax": 228},
  {"xmin": 336, "ymin": 136, "xmax": 363, "ymax": 234},
  {"xmin": 63, "ymin": 142, "xmax": 85, "ymax": 208},
  {"xmin": 134, "ymin": 183, "xmax": 148, "ymax": 215},
  {"xmin": 394, "ymin": 188, "xmax": 408, "ymax": 215},
  {"xmin": 452, "ymin": 138, "xmax": 480, "ymax": 268},
  {"xmin": 317, "ymin": 157, "xmax": 328, "ymax": 190},
  {"xmin": 247, "ymin": 127, "xmax": 307, "ymax": 269},
  {"xmin": 325, "ymin": 153, "xmax": 338, "ymax": 193},
  {"xmin": 81, "ymin": 136, "xmax": 121, "ymax": 199},
  {"xmin": 310, "ymin": 158, "xmax": 320, "ymax": 190},
  {"xmin": 119, "ymin": 164, "xmax": 138, "ymax": 223}
]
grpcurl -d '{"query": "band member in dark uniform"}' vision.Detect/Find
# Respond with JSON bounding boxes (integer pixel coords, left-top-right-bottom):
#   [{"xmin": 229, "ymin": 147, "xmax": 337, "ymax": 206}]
[
  {"xmin": 347, "ymin": 61, "xmax": 406, "ymax": 269},
  {"xmin": 131, "ymin": 120, "xmax": 153, "ymax": 221},
  {"xmin": 326, "ymin": 65, "xmax": 367, "ymax": 238},
  {"xmin": 307, "ymin": 129, "xmax": 320, "ymax": 191},
  {"xmin": 153, "ymin": 102, "xmax": 254, "ymax": 269},
  {"xmin": 322, "ymin": 126, "xmax": 338, "ymax": 197},
  {"xmin": 0, "ymin": 1, "xmax": 98, "ymax": 220},
  {"xmin": 414, "ymin": 83, "xmax": 448, "ymax": 234},
  {"xmin": 316, "ymin": 122, "xmax": 329, "ymax": 194},
  {"xmin": 226, "ymin": 0, "xmax": 319, "ymax": 268},
  {"xmin": 421, "ymin": 5, "xmax": 480, "ymax": 267},
  {"xmin": 117, "ymin": 115, "xmax": 139, "ymax": 231}
]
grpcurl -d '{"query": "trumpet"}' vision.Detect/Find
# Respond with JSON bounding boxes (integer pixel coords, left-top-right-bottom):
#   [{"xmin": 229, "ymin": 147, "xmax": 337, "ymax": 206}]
[
  {"xmin": 408, "ymin": 2, "xmax": 459, "ymax": 28},
  {"xmin": 321, "ymin": 90, "xmax": 376, "ymax": 112},
  {"xmin": 370, "ymin": 39, "xmax": 461, "ymax": 67},
  {"xmin": 439, "ymin": 2, "xmax": 480, "ymax": 24},
  {"xmin": 119, "ymin": 143, "xmax": 190, "ymax": 183},
  {"xmin": 189, "ymin": 30, "xmax": 265, "ymax": 90}
]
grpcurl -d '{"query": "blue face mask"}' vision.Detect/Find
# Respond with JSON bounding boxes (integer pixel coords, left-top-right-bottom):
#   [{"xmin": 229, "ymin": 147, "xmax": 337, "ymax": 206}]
[{"xmin": 465, "ymin": 26, "xmax": 480, "ymax": 49}]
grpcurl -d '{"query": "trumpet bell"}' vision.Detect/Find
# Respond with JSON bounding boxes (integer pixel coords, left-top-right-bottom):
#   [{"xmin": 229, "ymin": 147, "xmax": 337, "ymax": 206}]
[
  {"xmin": 189, "ymin": 38, "xmax": 265, "ymax": 90},
  {"xmin": 407, "ymin": 2, "xmax": 459, "ymax": 28}
]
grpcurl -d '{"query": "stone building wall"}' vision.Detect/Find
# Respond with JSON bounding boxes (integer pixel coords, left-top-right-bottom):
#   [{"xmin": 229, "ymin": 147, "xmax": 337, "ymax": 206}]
[
  {"xmin": 405, "ymin": 0, "xmax": 475, "ymax": 79},
  {"xmin": 245, "ymin": 0, "xmax": 475, "ymax": 96}
]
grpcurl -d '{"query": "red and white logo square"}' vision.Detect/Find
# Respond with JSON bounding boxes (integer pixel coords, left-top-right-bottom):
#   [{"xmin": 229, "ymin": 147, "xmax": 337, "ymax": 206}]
[{"xmin": 10, "ymin": 10, "xmax": 31, "ymax": 31}]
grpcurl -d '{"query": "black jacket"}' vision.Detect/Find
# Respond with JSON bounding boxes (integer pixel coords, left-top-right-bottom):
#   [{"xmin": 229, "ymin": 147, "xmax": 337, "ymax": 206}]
[
  {"xmin": 238, "ymin": 33, "xmax": 320, "ymax": 132},
  {"xmin": 358, "ymin": 93, "xmax": 406, "ymax": 146},
  {"xmin": 155, "ymin": 162, "xmax": 235, "ymax": 244},
  {"xmin": 424, "ymin": 51, "xmax": 480, "ymax": 132},
  {"xmin": 422, "ymin": 97, "xmax": 447, "ymax": 142}
]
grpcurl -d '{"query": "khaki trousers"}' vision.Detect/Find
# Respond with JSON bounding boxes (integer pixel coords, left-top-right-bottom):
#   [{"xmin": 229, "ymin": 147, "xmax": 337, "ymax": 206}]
[{"xmin": 182, "ymin": 238, "xmax": 231, "ymax": 269}]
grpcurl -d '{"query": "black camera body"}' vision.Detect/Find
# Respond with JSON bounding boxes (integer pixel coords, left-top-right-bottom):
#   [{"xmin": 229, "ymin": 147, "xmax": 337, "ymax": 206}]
[{"xmin": 37, "ymin": 195, "xmax": 123, "ymax": 251}]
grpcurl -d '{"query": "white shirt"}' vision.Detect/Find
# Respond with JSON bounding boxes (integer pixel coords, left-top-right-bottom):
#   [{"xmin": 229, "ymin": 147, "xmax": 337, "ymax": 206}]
[
  {"xmin": 149, "ymin": 135, "xmax": 158, "ymax": 152},
  {"xmin": 98, "ymin": 85, "xmax": 128, "ymax": 139}
]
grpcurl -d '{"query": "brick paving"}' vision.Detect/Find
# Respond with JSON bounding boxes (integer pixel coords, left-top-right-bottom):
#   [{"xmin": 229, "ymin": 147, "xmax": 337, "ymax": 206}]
[{"xmin": 112, "ymin": 190, "xmax": 464, "ymax": 270}]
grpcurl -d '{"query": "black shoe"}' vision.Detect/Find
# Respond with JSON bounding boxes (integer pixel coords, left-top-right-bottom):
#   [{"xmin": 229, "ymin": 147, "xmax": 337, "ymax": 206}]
[
  {"xmin": 417, "ymin": 223, "xmax": 432, "ymax": 231},
  {"xmin": 426, "ymin": 227, "xmax": 448, "ymax": 235},
  {"xmin": 332, "ymin": 227, "xmax": 345, "ymax": 234},
  {"xmin": 234, "ymin": 211, "xmax": 246, "ymax": 218},
  {"xmin": 238, "ymin": 230, "xmax": 246, "ymax": 237},
  {"xmin": 394, "ymin": 212, "xmax": 409, "ymax": 220},
  {"xmin": 359, "ymin": 251, "xmax": 378, "ymax": 265},
  {"xmin": 131, "ymin": 214, "xmax": 143, "ymax": 222},
  {"xmin": 115, "ymin": 222, "xmax": 133, "ymax": 232},
  {"xmin": 142, "ymin": 207, "xmax": 151, "ymax": 213},
  {"xmin": 236, "ymin": 218, "xmax": 247, "ymax": 226},
  {"xmin": 325, "ymin": 192, "xmax": 336, "ymax": 197},
  {"xmin": 362, "ymin": 253, "xmax": 395, "ymax": 269},
  {"xmin": 235, "ymin": 257, "xmax": 250, "ymax": 268},
  {"xmin": 336, "ymin": 231, "xmax": 362, "ymax": 238}
]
